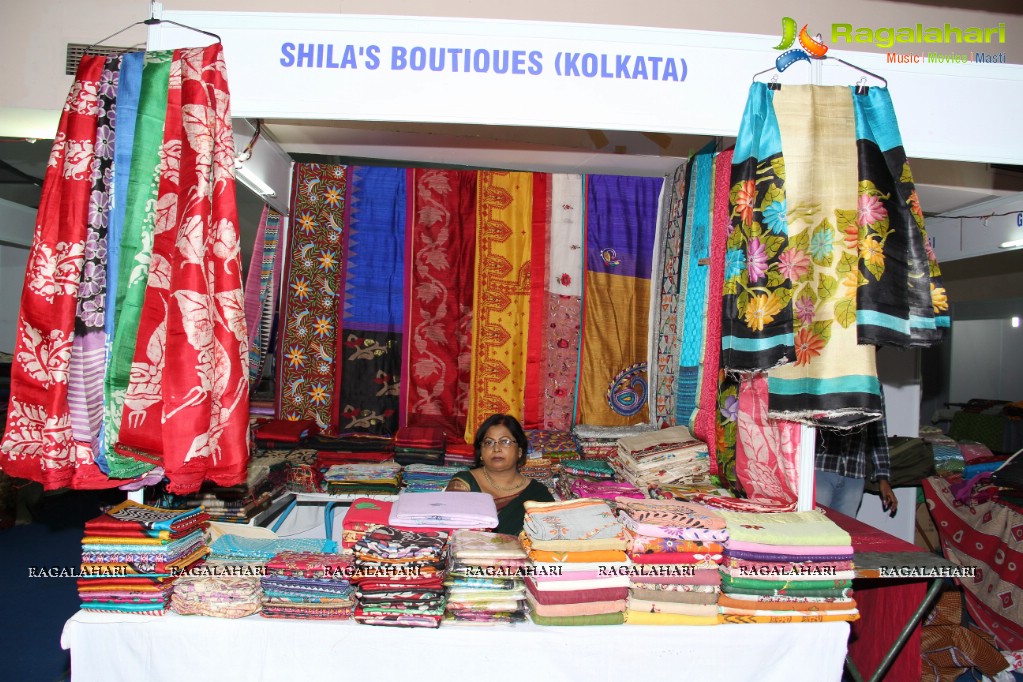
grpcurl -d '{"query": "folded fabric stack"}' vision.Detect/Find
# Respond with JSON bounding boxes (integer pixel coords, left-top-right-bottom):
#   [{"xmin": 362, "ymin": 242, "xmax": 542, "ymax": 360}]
[
  {"xmin": 444, "ymin": 530, "xmax": 530, "ymax": 625},
  {"xmin": 401, "ymin": 464, "xmax": 468, "ymax": 492},
  {"xmin": 557, "ymin": 459, "xmax": 643, "ymax": 505},
  {"xmin": 208, "ymin": 535, "xmax": 337, "ymax": 563},
  {"xmin": 520, "ymin": 456, "xmax": 557, "ymax": 496},
  {"xmin": 388, "ymin": 491, "xmax": 499, "ymax": 529},
  {"xmin": 281, "ymin": 449, "xmax": 321, "ymax": 493},
  {"xmin": 573, "ymin": 423, "xmax": 657, "ymax": 461},
  {"xmin": 521, "ymin": 498, "xmax": 630, "ymax": 626},
  {"xmin": 323, "ymin": 462, "xmax": 402, "ymax": 496},
  {"xmin": 260, "ymin": 551, "xmax": 356, "ymax": 620},
  {"xmin": 444, "ymin": 440, "xmax": 476, "ymax": 467},
  {"xmin": 717, "ymin": 510, "xmax": 859, "ymax": 624},
  {"xmin": 342, "ymin": 498, "xmax": 395, "ymax": 549},
  {"xmin": 648, "ymin": 483, "xmax": 735, "ymax": 502},
  {"xmin": 394, "ymin": 426, "xmax": 446, "ymax": 466},
  {"xmin": 170, "ymin": 571, "xmax": 262, "ymax": 618},
  {"xmin": 315, "ymin": 435, "xmax": 396, "ymax": 491},
  {"xmin": 158, "ymin": 449, "xmax": 296, "ymax": 523},
  {"xmin": 615, "ymin": 498, "xmax": 727, "ymax": 625},
  {"xmin": 254, "ymin": 418, "xmax": 317, "ymax": 449},
  {"xmin": 612, "ymin": 425, "xmax": 711, "ymax": 490},
  {"xmin": 249, "ymin": 399, "xmax": 275, "ymax": 418},
  {"xmin": 78, "ymin": 501, "xmax": 210, "ymax": 616},
  {"xmin": 353, "ymin": 526, "xmax": 450, "ymax": 627},
  {"xmin": 526, "ymin": 429, "xmax": 580, "ymax": 461},
  {"xmin": 927, "ymin": 433, "xmax": 965, "ymax": 477}
]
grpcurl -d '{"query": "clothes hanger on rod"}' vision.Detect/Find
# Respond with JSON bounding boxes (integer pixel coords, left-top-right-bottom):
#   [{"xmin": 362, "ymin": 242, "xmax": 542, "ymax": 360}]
[
  {"xmin": 752, "ymin": 56, "xmax": 887, "ymax": 89},
  {"xmin": 85, "ymin": 15, "xmax": 221, "ymax": 53},
  {"xmin": 752, "ymin": 39, "xmax": 888, "ymax": 93}
]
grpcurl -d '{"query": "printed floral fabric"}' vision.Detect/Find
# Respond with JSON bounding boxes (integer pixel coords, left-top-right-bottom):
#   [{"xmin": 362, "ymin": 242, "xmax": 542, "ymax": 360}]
[
  {"xmin": 401, "ymin": 169, "xmax": 476, "ymax": 437},
  {"xmin": 277, "ymin": 164, "xmax": 347, "ymax": 433},
  {"xmin": 653, "ymin": 164, "xmax": 687, "ymax": 427},
  {"xmin": 1, "ymin": 55, "xmax": 112, "ymax": 489},
  {"xmin": 115, "ymin": 45, "xmax": 250, "ymax": 493},
  {"xmin": 734, "ymin": 372, "xmax": 799, "ymax": 510}
]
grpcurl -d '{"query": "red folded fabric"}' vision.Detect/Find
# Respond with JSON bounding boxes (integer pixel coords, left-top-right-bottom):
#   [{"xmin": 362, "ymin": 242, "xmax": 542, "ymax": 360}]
[
  {"xmin": 395, "ymin": 426, "xmax": 446, "ymax": 449},
  {"xmin": 317, "ymin": 451, "xmax": 395, "ymax": 465},
  {"xmin": 255, "ymin": 419, "xmax": 318, "ymax": 443},
  {"xmin": 525, "ymin": 578, "xmax": 629, "ymax": 605}
]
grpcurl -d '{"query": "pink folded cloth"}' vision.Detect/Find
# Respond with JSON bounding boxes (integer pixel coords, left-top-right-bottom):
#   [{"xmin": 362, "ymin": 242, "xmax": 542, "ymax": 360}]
[
  {"xmin": 526, "ymin": 592, "xmax": 627, "ymax": 617},
  {"xmin": 630, "ymin": 568, "xmax": 721, "ymax": 586},
  {"xmin": 388, "ymin": 491, "xmax": 498, "ymax": 529}
]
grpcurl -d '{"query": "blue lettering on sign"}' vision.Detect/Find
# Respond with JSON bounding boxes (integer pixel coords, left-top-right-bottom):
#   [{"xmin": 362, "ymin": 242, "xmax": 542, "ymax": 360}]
[{"xmin": 1018, "ymin": 212, "xmax": 1022, "ymax": 227}]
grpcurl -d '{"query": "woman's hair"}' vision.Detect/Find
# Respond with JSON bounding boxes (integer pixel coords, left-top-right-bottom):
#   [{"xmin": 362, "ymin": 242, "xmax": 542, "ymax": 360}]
[{"xmin": 472, "ymin": 413, "xmax": 529, "ymax": 468}]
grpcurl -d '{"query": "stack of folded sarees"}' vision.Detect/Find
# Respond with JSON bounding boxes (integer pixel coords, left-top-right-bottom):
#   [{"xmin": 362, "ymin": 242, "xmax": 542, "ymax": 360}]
[
  {"xmin": 259, "ymin": 550, "xmax": 356, "ymax": 619},
  {"xmin": 353, "ymin": 526, "xmax": 450, "ymax": 627},
  {"xmin": 521, "ymin": 498, "xmax": 630, "ymax": 626},
  {"xmin": 77, "ymin": 501, "xmax": 209, "ymax": 616},
  {"xmin": 171, "ymin": 569, "xmax": 262, "ymax": 618},
  {"xmin": 322, "ymin": 462, "xmax": 401, "ymax": 496},
  {"xmin": 401, "ymin": 464, "xmax": 468, "ymax": 493},
  {"xmin": 573, "ymin": 424, "xmax": 656, "ymax": 462},
  {"xmin": 615, "ymin": 498, "xmax": 727, "ymax": 625},
  {"xmin": 526, "ymin": 429, "xmax": 580, "ymax": 461},
  {"xmin": 444, "ymin": 530, "xmax": 530, "ymax": 625},
  {"xmin": 717, "ymin": 510, "xmax": 859, "ymax": 623},
  {"xmin": 393, "ymin": 426, "xmax": 446, "ymax": 466},
  {"xmin": 611, "ymin": 425, "xmax": 710, "ymax": 490}
]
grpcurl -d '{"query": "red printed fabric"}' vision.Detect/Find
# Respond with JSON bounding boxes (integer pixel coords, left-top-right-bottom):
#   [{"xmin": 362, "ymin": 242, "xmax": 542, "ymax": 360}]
[
  {"xmin": 523, "ymin": 173, "xmax": 549, "ymax": 430},
  {"xmin": 276, "ymin": 164, "xmax": 347, "ymax": 434},
  {"xmin": 115, "ymin": 46, "xmax": 249, "ymax": 493},
  {"xmin": 401, "ymin": 169, "xmax": 476, "ymax": 437},
  {"xmin": 0, "ymin": 56, "xmax": 116, "ymax": 489},
  {"xmin": 734, "ymin": 372, "xmax": 799, "ymax": 510}
]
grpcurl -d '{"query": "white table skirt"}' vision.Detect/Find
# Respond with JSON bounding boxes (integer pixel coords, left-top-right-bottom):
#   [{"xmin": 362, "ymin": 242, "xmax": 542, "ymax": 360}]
[{"xmin": 62, "ymin": 610, "xmax": 848, "ymax": 681}]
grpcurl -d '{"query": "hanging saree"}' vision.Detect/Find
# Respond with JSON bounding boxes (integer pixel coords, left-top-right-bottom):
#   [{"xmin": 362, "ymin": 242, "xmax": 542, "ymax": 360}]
[
  {"xmin": 0, "ymin": 56, "xmax": 113, "ymax": 489},
  {"xmin": 336, "ymin": 166, "xmax": 406, "ymax": 435},
  {"xmin": 99, "ymin": 50, "xmax": 143, "ymax": 472},
  {"xmin": 276, "ymin": 163, "xmax": 347, "ymax": 433},
  {"xmin": 542, "ymin": 174, "xmax": 584, "ymax": 431},
  {"xmin": 400, "ymin": 169, "xmax": 477, "ymax": 437},
  {"xmin": 464, "ymin": 171, "xmax": 534, "ymax": 441},
  {"xmin": 67, "ymin": 55, "xmax": 119, "ymax": 461},
  {"xmin": 576, "ymin": 175, "xmax": 662, "ymax": 426},
  {"xmin": 115, "ymin": 44, "xmax": 249, "ymax": 493},
  {"xmin": 104, "ymin": 50, "xmax": 172, "ymax": 479},
  {"xmin": 675, "ymin": 149, "xmax": 715, "ymax": 427},
  {"xmin": 245, "ymin": 207, "xmax": 284, "ymax": 387},
  {"xmin": 652, "ymin": 164, "xmax": 687, "ymax": 428},
  {"xmin": 522, "ymin": 172, "xmax": 549, "ymax": 431},
  {"xmin": 691, "ymin": 150, "xmax": 732, "ymax": 476},
  {"xmin": 734, "ymin": 372, "xmax": 799, "ymax": 510}
]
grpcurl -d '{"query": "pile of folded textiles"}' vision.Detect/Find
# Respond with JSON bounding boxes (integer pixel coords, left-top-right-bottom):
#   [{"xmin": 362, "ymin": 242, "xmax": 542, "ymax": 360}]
[
  {"xmin": 388, "ymin": 491, "xmax": 499, "ymax": 530},
  {"xmin": 611, "ymin": 425, "xmax": 710, "ymax": 489},
  {"xmin": 323, "ymin": 462, "xmax": 402, "ymax": 496},
  {"xmin": 170, "ymin": 570, "xmax": 262, "ymax": 618},
  {"xmin": 279, "ymin": 448, "xmax": 321, "ymax": 493},
  {"xmin": 208, "ymin": 535, "xmax": 337, "ymax": 563},
  {"xmin": 573, "ymin": 423, "xmax": 657, "ymax": 461},
  {"xmin": 444, "ymin": 530, "xmax": 530, "ymax": 625},
  {"xmin": 401, "ymin": 464, "xmax": 467, "ymax": 493},
  {"xmin": 260, "ymin": 551, "xmax": 356, "ymax": 620},
  {"xmin": 444, "ymin": 440, "xmax": 476, "ymax": 467},
  {"xmin": 253, "ymin": 418, "xmax": 317, "ymax": 449},
  {"xmin": 341, "ymin": 498, "xmax": 396, "ymax": 549},
  {"xmin": 648, "ymin": 483, "xmax": 735, "ymax": 502},
  {"xmin": 78, "ymin": 501, "xmax": 209, "ymax": 616},
  {"xmin": 717, "ymin": 510, "xmax": 858, "ymax": 623},
  {"xmin": 926, "ymin": 433, "xmax": 965, "ymax": 477},
  {"xmin": 557, "ymin": 459, "xmax": 644, "ymax": 504},
  {"xmin": 521, "ymin": 456, "xmax": 557, "ymax": 496},
  {"xmin": 353, "ymin": 526, "xmax": 450, "ymax": 627},
  {"xmin": 615, "ymin": 498, "xmax": 726, "ymax": 625},
  {"xmin": 526, "ymin": 429, "xmax": 581, "ymax": 461},
  {"xmin": 521, "ymin": 498, "xmax": 630, "ymax": 626},
  {"xmin": 394, "ymin": 426, "xmax": 446, "ymax": 465},
  {"xmin": 315, "ymin": 434, "xmax": 396, "ymax": 491}
]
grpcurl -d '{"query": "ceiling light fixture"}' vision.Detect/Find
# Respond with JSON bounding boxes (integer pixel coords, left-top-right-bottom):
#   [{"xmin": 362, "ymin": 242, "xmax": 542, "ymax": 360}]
[
  {"xmin": 999, "ymin": 238, "xmax": 1023, "ymax": 249},
  {"xmin": 234, "ymin": 163, "xmax": 276, "ymax": 198}
]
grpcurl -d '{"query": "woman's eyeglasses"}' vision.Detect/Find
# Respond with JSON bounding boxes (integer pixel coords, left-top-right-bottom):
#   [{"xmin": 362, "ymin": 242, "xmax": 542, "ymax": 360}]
[{"xmin": 481, "ymin": 437, "xmax": 516, "ymax": 450}]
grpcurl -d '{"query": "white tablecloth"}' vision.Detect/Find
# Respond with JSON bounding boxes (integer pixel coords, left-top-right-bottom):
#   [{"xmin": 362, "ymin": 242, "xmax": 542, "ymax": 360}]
[{"xmin": 61, "ymin": 610, "xmax": 848, "ymax": 681}]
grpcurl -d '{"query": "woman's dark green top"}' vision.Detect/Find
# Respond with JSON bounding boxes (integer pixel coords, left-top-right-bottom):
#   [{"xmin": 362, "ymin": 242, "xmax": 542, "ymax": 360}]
[{"xmin": 449, "ymin": 469, "xmax": 555, "ymax": 536}]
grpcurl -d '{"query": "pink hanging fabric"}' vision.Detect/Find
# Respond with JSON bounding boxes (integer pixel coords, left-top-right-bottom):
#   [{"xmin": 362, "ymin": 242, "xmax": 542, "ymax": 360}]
[{"xmin": 734, "ymin": 372, "xmax": 800, "ymax": 510}]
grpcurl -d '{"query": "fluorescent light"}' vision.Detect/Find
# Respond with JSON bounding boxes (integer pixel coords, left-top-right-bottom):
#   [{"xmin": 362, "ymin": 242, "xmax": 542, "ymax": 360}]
[
  {"xmin": 1013, "ymin": 316, "xmax": 1020, "ymax": 328},
  {"xmin": 234, "ymin": 163, "xmax": 276, "ymax": 198},
  {"xmin": 1000, "ymin": 238, "xmax": 1023, "ymax": 249}
]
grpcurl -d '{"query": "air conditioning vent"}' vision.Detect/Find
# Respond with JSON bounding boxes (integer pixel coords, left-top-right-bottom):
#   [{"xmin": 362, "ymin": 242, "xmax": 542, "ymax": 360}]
[{"xmin": 65, "ymin": 43, "xmax": 135, "ymax": 75}]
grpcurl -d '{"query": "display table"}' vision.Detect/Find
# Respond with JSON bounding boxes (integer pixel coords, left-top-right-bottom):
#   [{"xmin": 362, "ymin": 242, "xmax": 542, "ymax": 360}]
[{"xmin": 61, "ymin": 610, "xmax": 849, "ymax": 682}]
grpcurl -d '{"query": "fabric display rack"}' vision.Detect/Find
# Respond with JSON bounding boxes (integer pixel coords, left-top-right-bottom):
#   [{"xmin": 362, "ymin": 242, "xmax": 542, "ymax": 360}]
[{"xmin": 0, "ymin": 9, "xmax": 978, "ymax": 682}]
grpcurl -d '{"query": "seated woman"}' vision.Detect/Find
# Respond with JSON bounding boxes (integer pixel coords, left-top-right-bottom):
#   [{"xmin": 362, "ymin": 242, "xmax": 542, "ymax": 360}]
[{"xmin": 445, "ymin": 413, "xmax": 554, "ymax": 535}]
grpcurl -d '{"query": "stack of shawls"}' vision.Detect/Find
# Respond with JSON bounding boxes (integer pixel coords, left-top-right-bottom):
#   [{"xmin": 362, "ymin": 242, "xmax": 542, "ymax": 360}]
[
  {"xmin": 526, "ymin": 430, "xmax": 581, "ymax": 460},
  {"xmin": 717, "ymin": 510, "xmax": 858, "ymax": 623},
  {"xmin": 615, "ymin": 498, "xmax": 726, "ymax": 625},
  {"xmin": 388, "ymin": 491, "xmax": 498, "ymax": 529},
  {"xmin": 573, "ymin": 424, "xmax": 657, "ymax": 462},
  {"xmin": 443, "ymin": 441, "xmax": 476, "ymax": 467},
  {"xmin": 78, "ymin": 501, "xmax": 209, "ymax": 616},
  {"xmin": 556, "ymin": 459, "xmax": 615, "ymax": 499},
  {"xmin": 323, "ymin": 462, "xmax": 401, "ymax": 496},
  {"xmin": 259, "ymin": 551, "xmax": 356, "ymax": 620},
  {"xmin": 208, "ymin": 535, "xmax": 337, "ymax": 563},
  {"xmin": 393, "ymin": 426, "xmax": 446, "ymax": 466},
  {"xmin": 171, "ymin": 570, "xmax": 262, "ymax": 618},
  {"xmin": 612, "ymin": 425, "xmax": 711, "ymax": 490},
  {"xmin": 401, "ymin": 464, "xmax": 468, "ymax": 493},
  {"xmin": 342, "ymin": 498, "xmax": 395, "ymax": 549},
  {"xmin": 444, "ymin": 530, "xmax": 530, "ymax": 624},
  {"xmin": 521, "ymin": 498, "xmax": 630, "ymax": 625},
  {"xmin": 353, "ymin": 526, "xmax": 449, "ymax": 627},
  {"xmin": 520, "ymin": 456, "xmax": 557, "ymax": 496},
  {"xmin": 254, "ymin": 419, "xmax": 317, "ymax": 449}
]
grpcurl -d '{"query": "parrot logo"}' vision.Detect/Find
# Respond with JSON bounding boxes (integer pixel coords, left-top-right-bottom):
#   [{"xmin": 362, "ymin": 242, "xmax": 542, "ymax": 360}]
[{"xmin": 773, "ymin": 17, "xmax": 829, "ymax": 72}]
